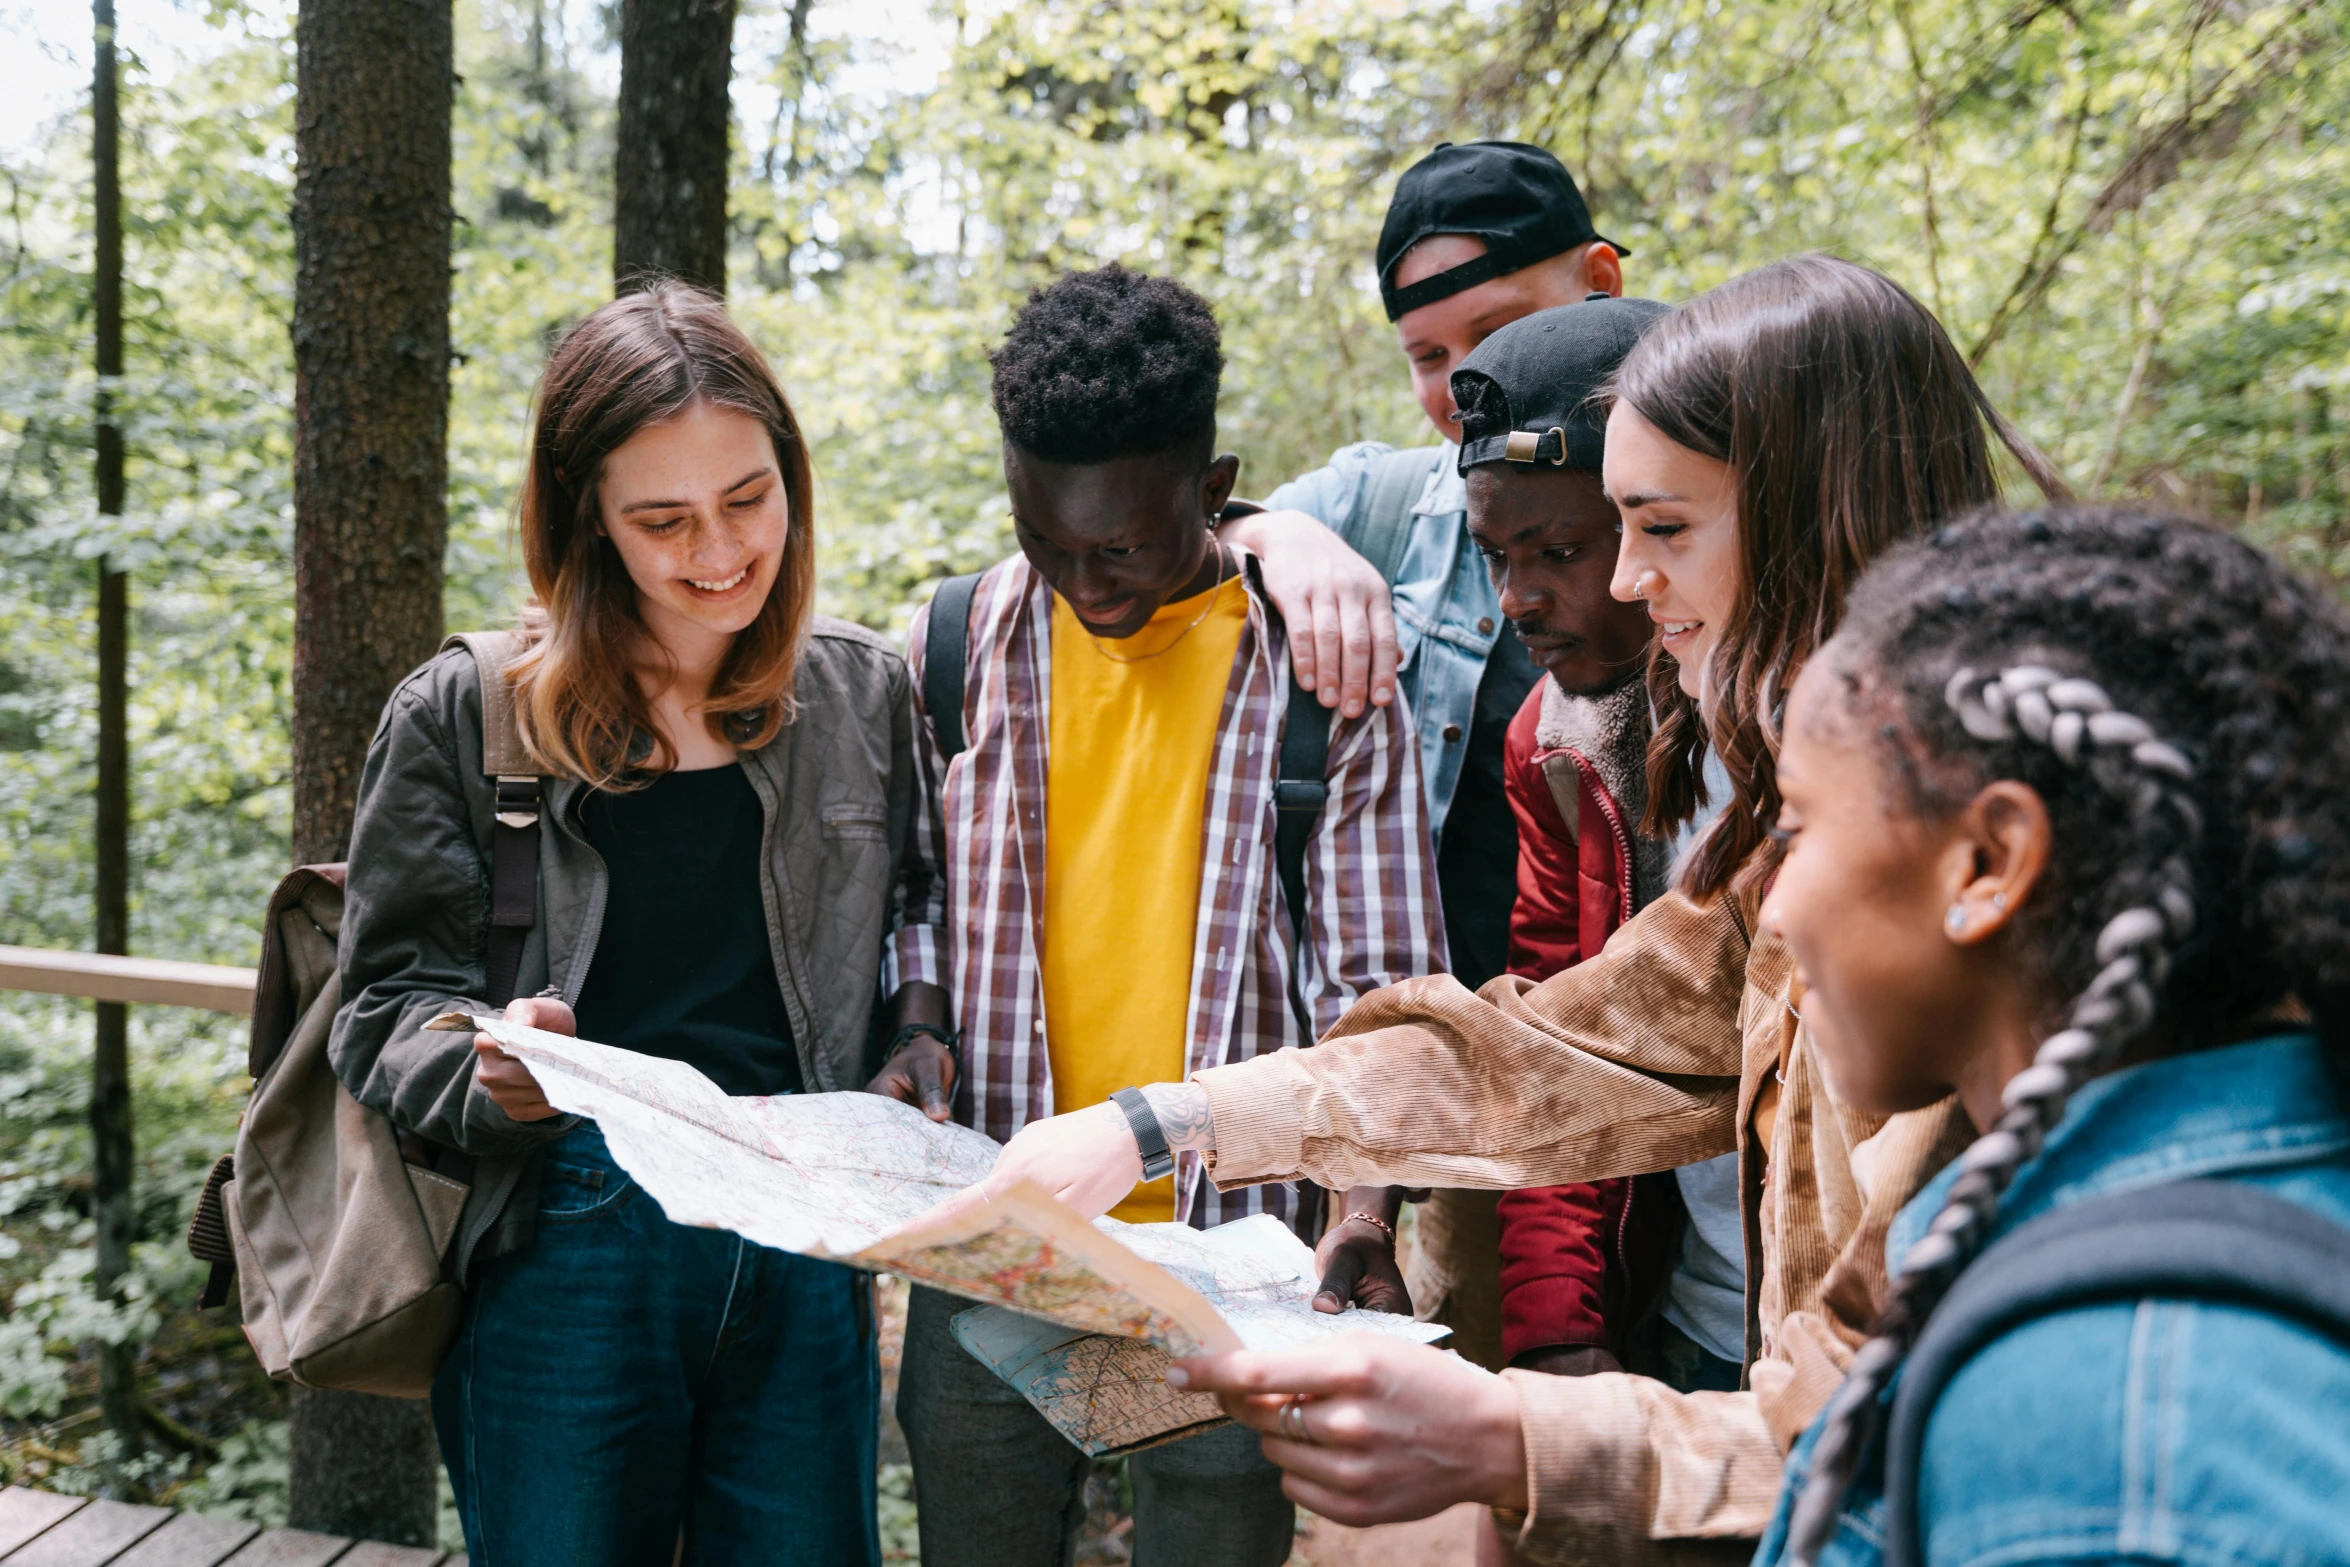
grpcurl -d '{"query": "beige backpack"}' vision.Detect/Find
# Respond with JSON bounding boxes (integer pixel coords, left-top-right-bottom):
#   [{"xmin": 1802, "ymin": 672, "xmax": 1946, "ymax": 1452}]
[{"xmin": 186, "ymin": 633, "xmax": 539, "ymax": 1396}]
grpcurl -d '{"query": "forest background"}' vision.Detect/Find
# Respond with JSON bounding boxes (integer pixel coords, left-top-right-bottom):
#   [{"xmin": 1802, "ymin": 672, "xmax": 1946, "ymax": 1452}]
[{"xmin": 0, "ymin": 0, "xmax": 2345, "ymax": 1545}]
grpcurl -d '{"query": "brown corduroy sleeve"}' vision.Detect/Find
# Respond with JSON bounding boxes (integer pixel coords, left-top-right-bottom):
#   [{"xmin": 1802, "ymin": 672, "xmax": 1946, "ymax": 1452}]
[
  {"xmin": 1500, "ymin": 1370, "xmax": 1785, "ymax": 1561},
  {"xmin": 1197, "ymin": 885, "xmax": 1753, "ymax": 1194}
]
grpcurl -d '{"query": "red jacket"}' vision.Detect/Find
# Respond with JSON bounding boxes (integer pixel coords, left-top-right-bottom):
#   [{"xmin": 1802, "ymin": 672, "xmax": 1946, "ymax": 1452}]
[{"xmin": 1495, "ymin": 680, "xmax": 1680, "ymax": 1365}]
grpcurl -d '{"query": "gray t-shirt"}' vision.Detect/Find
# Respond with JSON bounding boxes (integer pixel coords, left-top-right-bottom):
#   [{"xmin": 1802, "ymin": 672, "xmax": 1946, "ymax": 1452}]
[
  {"xmin": 1662, "ymin": 1152, "xmax": 1749, "ymax": 1363},
  {"xmin": 1657, "ymin": 750, "xmax": 1749, "ymax": 1365}
]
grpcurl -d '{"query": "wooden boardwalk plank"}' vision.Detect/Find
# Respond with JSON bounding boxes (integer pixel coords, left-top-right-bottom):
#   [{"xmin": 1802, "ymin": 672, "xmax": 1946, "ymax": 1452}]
[
  {"xmin": 108, "ymin": 1513, "xmax": 261, "ymax": 1567},
  {"xmin": 6, "ymin": 1499, "xmax": 170, "ymax": 1565},
  {"xmin": 0, "ymin": 1492, "xmax": 89, "ymax": 1558},
  {"xmin": 327, "ymin": 1547, "xmax": 439, "ymax": 1567}
]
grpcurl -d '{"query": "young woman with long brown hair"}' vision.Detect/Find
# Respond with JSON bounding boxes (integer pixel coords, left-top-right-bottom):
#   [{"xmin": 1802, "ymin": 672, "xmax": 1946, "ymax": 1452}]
[
  {"xmin": 331, "ymin": 284, "xmax": 948, "ymax": 1566},
  {"xmin": 968, "ymin": 254, "xmax": 2065, "ymax": 1562}
]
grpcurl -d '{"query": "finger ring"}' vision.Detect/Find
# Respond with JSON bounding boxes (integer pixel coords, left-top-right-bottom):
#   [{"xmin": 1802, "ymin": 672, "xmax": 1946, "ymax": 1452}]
[{"xmin": 1279, "ymin": 1393, "xmax": 1315, "ymax": 1445}]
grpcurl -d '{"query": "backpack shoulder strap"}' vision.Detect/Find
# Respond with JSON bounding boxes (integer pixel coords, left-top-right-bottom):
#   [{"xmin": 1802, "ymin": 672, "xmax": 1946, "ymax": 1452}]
[
  {"xmin": 440, "ymin": 631, "xmax": 541, "ymax": 1009},
  {"xmin": 1339, "ymin": 446, "xmax": 1446, "ymax": 587},
  {"xmin": 442, "ymin": 631, "xmax": 534, "ymax": 774},
  {"xmin": 1273, "ymin": 651, "xmax": 1333, "ymax": 1246},
  {"xmin": 924, "ymin": 573, "xmax": 982, "ymax": 763},
  {"xmin": 1275, "ymin": 669, "xmax": 1331, "ymax": 956},
  {"xmin": 1882, "ymin": 1177, "xmax": 2350, "ymax": 1567}
]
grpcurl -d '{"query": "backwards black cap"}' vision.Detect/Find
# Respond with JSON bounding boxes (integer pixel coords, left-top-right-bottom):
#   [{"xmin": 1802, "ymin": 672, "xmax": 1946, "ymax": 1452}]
[
  {"xmin": 1377, "ymin": 141, "xmax": 1626, "ymax": 323},
  {"xmin": 1452, "ymin": 295, "xmax": 1671, "ymax": 473}
]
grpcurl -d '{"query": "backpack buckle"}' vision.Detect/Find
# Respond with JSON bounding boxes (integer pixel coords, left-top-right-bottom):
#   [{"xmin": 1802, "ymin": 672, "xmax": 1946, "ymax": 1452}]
[
  {"xmin": 495, "ymin": 774, "xmax": 541, "ymax": 830},
  {"xmin": 1275, "ymin": 779, "xmax": 1328, "ymax": 814}
]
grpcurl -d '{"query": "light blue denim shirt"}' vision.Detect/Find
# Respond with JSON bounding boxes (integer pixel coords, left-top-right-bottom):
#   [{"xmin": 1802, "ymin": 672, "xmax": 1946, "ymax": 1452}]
[
  {"xmin": 1265, "ymin": 441, "xmax": 1498, "ymax": 844},
  {"xmin": 1754, "ymin": 1032, "xmax": 2350, "ymax": 1567}
]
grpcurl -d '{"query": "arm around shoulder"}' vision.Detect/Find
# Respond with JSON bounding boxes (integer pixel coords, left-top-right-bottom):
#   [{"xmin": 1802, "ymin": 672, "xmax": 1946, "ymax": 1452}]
[{"xmin": 1258, "ymin": 439, "xmax": 1396, "ymax": 524}]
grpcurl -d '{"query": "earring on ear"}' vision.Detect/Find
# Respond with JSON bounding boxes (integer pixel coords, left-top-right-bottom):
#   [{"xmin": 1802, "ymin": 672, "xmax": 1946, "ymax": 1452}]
[
  {"xmin": 1944, "ymin": 904, "xmax": 1969, "ymax": 936},
  {"xmin": 1992, "ymin": 892, "xmax": 2008, "ymax": 911}
]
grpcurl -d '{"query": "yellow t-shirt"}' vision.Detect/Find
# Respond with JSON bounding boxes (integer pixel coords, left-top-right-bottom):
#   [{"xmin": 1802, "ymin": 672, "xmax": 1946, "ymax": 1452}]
[{"xmin": 1043, "ymin": 571, "xmax": 1250, "ymax": 1223}]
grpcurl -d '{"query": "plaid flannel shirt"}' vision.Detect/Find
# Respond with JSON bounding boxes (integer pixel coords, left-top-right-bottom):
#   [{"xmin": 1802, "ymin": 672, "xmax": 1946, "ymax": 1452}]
[{"xmin": 891, "ymin": 551, "xmax": 1446, "ymax": 1226}]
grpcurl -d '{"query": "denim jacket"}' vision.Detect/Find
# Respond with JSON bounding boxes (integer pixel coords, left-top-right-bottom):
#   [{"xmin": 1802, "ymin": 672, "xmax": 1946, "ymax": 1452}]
[
  {"xmin": 1266, "ymin": 441, "xmax": 1497, "ymax": 842},
  {"xmin": 1753, "ymin": 1032, "xmax": 2350, "ymax": 1567}
]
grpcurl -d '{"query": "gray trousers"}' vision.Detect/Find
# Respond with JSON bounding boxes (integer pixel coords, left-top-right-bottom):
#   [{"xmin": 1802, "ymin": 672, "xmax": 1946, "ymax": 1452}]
[{"xmin": 897, "ymin": 1285, "xmax": 1295, "ymax": 1567}]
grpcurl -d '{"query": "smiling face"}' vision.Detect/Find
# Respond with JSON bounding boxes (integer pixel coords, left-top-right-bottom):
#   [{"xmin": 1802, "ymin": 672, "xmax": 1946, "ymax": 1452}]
[
  {"xmin": 1604, "ymin": 403, "xmax": 1742, "ymax": 705},
  {"xmin": 1392, "ymin": 235, "xmax": 1619, "ymax": 443},
  {"xmin": 1465, "ymin": 464, "xmax": 1652, "ymax": 696},
  {"xmin": 1005, "ymin": 443, "xmax": 1240, "ymax": 640},
  {"xmin": 1762, "ymin": 656, "xmax": 2056, "ymax": 1117},
  {"xmin": 596, "ymin": 400, "xmax": 789, "ymax": 664}
]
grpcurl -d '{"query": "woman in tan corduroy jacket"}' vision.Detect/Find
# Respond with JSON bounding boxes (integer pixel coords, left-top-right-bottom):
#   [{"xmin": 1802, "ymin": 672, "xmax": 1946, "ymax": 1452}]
[{"xmin": 974, "ymin": 256, "xmax": 2065, "ymax": 1566}]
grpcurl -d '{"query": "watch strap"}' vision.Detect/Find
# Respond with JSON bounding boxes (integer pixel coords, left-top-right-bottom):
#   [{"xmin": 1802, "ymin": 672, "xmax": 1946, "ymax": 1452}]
[{"xmin": 1110, "ymin": 1087, "xmax": 1176, "ymax": 1182}]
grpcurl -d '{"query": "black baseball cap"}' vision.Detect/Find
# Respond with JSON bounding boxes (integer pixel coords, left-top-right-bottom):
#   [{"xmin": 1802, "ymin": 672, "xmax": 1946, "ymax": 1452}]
[
  {"xmin": 1452, "ymin": 295, "xmax": 1671, "ymax": 473},
  {"xmin": 1376, "ymin": 141, "xmax": 1627, "ymax": 323}
]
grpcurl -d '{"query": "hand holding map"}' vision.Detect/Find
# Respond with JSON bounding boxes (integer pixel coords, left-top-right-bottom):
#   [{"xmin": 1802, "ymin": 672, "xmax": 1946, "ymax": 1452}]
[{"xmin": 434, "ymin": 1012, "xmax": 1446, "ymax": 1453}]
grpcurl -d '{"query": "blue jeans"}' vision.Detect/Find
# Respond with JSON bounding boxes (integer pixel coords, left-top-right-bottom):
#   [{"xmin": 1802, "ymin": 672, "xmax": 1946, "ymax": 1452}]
[{"xmin": 434, "ymin": 1125, "xmax": 880, "ymax": 1567}]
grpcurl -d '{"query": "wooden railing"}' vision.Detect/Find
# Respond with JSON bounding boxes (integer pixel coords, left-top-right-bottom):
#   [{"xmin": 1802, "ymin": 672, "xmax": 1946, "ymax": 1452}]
[{"xmin": 0, "ymin": 945, "xmax": 257, "ymax": 1015}]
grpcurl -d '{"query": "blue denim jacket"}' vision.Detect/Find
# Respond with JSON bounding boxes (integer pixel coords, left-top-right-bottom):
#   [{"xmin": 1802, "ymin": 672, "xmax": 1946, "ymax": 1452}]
[
  {"xmin": 1265, "ymin": 441, "xmax": 1496, "ymax": 842},
  {"xmin": 1753, "ymin": 1032, "xmax": 2350, "ymax": 1567}
]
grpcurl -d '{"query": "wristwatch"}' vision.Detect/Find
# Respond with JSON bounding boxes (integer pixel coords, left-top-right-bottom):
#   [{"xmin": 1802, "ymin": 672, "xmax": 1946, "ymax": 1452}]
[{"xmin": 1109, "ymin": 1087, "xmax": 1177, "ymax": 1182}]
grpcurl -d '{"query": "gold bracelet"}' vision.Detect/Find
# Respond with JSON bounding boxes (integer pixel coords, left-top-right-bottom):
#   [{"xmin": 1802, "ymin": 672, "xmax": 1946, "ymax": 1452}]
[{"xmin": 1339, "ymin": 1211, "xmax": 1396, "ymax": 1244}]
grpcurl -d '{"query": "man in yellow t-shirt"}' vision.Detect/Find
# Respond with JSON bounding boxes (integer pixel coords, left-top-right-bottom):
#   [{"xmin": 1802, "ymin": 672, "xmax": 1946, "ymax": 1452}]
[
  {"xmin": 1041, "ymin": 561, "xmax": 1248, "ymax": 1222},
  {"xmin": 885, "ymin": 266, "xmax": 1446, "ymax": 1567}
]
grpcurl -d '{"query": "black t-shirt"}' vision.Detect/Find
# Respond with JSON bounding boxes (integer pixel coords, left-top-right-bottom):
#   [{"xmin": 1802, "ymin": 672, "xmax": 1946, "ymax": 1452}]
[
  {"xmin": 572, "ymin": 764, "xmax": 802, "ymax": 1098},
  {"xmin": 1436, "ymin": 630, "xmax": 1540, "ymax": 991}
]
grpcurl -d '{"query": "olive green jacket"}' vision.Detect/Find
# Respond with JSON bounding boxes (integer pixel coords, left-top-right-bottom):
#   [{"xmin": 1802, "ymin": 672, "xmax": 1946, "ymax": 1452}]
[{"xmin": 327, "ymin": 618, "xmax": 931, "ymax": 1278}]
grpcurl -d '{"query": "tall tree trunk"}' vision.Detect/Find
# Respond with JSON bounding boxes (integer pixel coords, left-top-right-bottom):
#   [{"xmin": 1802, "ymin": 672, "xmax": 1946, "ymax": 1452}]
[
  {"xmin": 614, "ymin": 0, "xmax": 736, "ymax": 294},
  {"xmin": 89, "ymin": 0, "xmax": 138, "ymax": 1468},
  {"xmin": 286, "ymin": 0, "xmax": 452, "ymax": 1543}
]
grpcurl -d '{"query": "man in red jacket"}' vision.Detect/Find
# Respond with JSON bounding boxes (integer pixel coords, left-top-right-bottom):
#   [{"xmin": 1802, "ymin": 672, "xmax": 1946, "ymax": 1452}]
[{"xmin": 1447, "ymin": 302, "xmax": 1751, "ymax": 1537}]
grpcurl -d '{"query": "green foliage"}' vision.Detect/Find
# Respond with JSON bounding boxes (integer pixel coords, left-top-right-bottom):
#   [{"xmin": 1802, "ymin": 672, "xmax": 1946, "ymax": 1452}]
[
  {"xmin": 0, "ymin": 0, "xmax": 2345, "ymax": 1520},
  {"xmin": 170, "ymin": 1418, "xmax": 288, "ymax": 1526},
  {"xmin": 878, "ymin": 1460, "xmax": 919, "ymax": 1561}
]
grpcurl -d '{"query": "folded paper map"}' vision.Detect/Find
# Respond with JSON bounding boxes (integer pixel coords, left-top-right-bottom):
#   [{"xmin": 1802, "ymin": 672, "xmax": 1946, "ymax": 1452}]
[{"xmin": 432, "ymin": 1013, "xmax": 1446, "ymax": 1453}]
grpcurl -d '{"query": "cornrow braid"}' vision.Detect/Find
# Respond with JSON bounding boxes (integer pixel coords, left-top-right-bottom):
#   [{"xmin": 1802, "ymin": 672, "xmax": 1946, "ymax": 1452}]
[
  {"xmin": 1780, "ymin": 665, "xmax": 2201, "ymax": 1567},
  {"xmin": 1775, "ymin": 503, "xmax": 2350, "ymax": 1562}
]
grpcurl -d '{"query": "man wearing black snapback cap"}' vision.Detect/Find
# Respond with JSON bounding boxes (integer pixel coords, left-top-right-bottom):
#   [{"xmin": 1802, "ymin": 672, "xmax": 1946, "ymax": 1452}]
[
  {"xmin": 1447, "ymin": 298, "xmax": 1756, "ymax": 1563},
  {"xmin": 1218, "ymin": 139, "xmax": 1631, "ymax": 1372}
]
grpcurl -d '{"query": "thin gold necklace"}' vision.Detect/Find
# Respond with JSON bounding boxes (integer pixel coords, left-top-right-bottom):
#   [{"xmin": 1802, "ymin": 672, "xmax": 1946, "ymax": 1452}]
[{"xmin": 1079, "ymin": 545, "xmax": 1229, "ymax": 665}]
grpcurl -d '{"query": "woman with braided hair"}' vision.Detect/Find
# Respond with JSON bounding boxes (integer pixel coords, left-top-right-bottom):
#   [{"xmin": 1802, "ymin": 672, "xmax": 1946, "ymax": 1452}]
[
  {"xmin": 1753, "ymin": 505, "xmax": 2350, "ymax": 1566},
  {"xmin": 965, "ymin": 255, "xmax": 2070, "ymax": 1562}
]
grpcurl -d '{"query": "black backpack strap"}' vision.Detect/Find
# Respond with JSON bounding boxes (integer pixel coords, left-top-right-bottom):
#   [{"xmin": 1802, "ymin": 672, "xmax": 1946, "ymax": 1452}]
[
  {"xmin": 443, "ymin": 631, "xmax": 544, "ymax": 1010},
  {"xmin": 924, "ymin": 573, "xmax": 982, "ymax": 762},
  {"xmin": 1276, "ymin": 671, "xmax": 1332, "ymax": 952},
  {"xmin": 485, "ymin": 774, "xmax": 541, "ymax": 1009},
  {"xmin": 1883, "ymin": 1177, "xmax": 2350, "ymax": 1567}
]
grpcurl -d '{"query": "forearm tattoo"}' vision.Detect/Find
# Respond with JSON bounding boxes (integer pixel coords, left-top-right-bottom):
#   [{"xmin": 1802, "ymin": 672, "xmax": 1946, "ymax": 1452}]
[{"xmin": 1139, "ymin": 1082, "xmax": 1216, "ymax": 1152}]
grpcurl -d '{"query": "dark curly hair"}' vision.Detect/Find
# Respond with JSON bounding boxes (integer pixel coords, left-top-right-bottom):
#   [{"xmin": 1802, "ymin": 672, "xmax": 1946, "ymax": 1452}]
[
  {"xmin": 989, "ymin": 264, "xmax": 1224, "ymax": 464},
  {"xmin": 1780, "ymin": 504, "xmax": 2350, "ymax": 1564}
]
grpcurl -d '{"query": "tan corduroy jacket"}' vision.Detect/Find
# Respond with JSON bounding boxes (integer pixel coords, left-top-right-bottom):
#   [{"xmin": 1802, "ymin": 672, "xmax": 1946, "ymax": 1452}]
[{"xmin": 1194, "ymin": 875, "xmax": 1975, "ymax": 1566}]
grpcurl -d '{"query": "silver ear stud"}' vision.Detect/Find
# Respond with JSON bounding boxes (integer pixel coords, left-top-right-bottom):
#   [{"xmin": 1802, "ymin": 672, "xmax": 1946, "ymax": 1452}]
[{"xmin": 1945, "ymin": 904, "xmax": 1968, "ymax": 936}]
